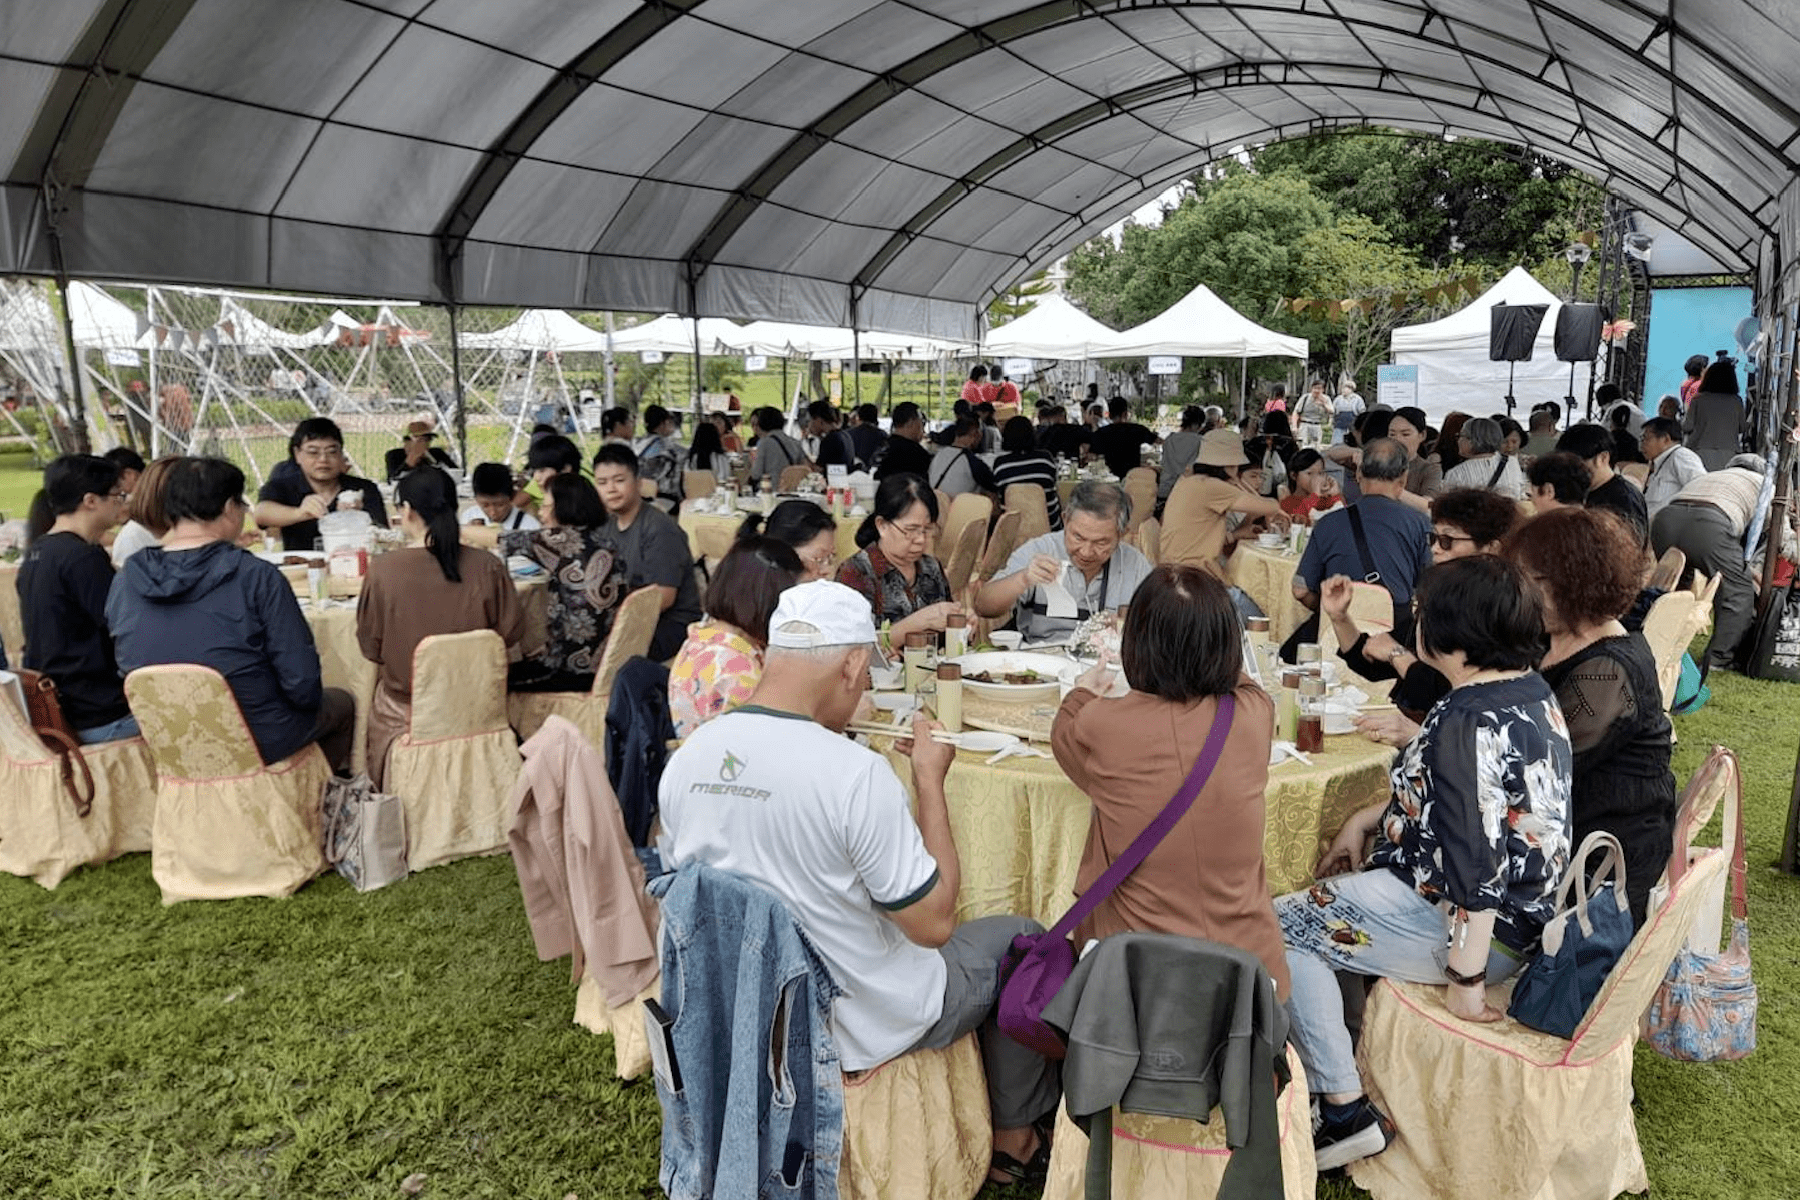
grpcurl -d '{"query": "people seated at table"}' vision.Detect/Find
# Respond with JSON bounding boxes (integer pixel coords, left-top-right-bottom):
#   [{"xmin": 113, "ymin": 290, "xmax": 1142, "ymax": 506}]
[
  {"xmin": 459, "ymin": 462, "xmax": 540, "ymax": 532},
  {"xmin": 738, "ymin": 499, "xmax": 839, "ymax": 582},
  {"xmin": 1638, "ymin": 417, "xmax": 1706, "ymax": 520},
  {"xmin": 1040, "ymin": 404, "xmax": 1092, "ymax": 462},
  {"xmin": 1526, "ymin": 451, "xmax": 1590, "ymax": 513},
  {"xmin": 18, "ymin": 454, "xmax": 138, "ymax": 743},
  {"xmin": 868, "ymin": 401, "xmax": 930, "ymax": 482},
  {"xmin": 658, "ymin": 581, "xmax": 1060, "ymax": 1183},
  {"xmin": 1162, "ymin": 430, "xmax": 1288, "ymax": 581},
  {"xmin": 927, "ymin": 414, "xmax": 998, "ymax": 499},
  {"xmin": 746, "ymin": 406, "xmax": 807, "ymax": 486},
  {"xmin": 111, "ymin": 454, "xmax": 176, "ymax": 568},
  {"xmin": 1088, "ymin": 396, "xmax": 1159, "ymax": 478},
  {"xmin": 992, "ymin": 416, "xmax": 1062, "ymax": 530},
  {"xmin": 1497, "ymin": 415, "xmax": 1526, "ymax": 457},
  {"xmin": 847, "ymin": 403, "xmax": 887, "ymax": 470},
  {"xmin": 1276, "ymin": 554, "xmax": 1573, "ymax": 1172},
  {"xmin": 1651, "ymin": 454, "xmax": 1764, "ymax": 675},
  {"xmin": 836, "ymin": 474, "xmax": 963, "ymax": 643},
  {"xmin": 1326, "ymin": 488, "xmax": 1520, "ymax": 730},
  {"xmin": 1051, "ymin": 564, "xmax": 1290, "ymax": 996},
  {"xmin": 601, "ymin": 407, "xmax": 634, "ymax": 446},
  {"xmin": 710, "ymin": 410, "xmax": 744, "ymax": 454},
  {"xmin": 1556, "ymin": 423, "xmax": 1649, "ymax": 546},
  {"xmin": 357, "ymin": 467, "xmax": 524, "ymax": 784},
  {"xmin": 384, "ymin": 419, "xmax": 458, "ymax": 481},
  {"xmin": 1504, "ymin": 507, "xmax": 1674, "ymax": 925},
  {"xmin": 502, "ymin": 474, "xmax": 629, "ymax": 693},
  {"xmin": 1439, "ymin": 416, "xmax": 1526, "ymax": 500},
  {"xmin": 1278, "ymin": 448, "xmax": 1344, "ymax": 523},
  {"xmin": 976, "ymin": 480, "xmax": 1148, "ymax": 643},
  {"xmin": 667, "ymin": 537, "xmax": 802, "ymax": 738},
  {"xmin": 253, "ymin": 418, "xmax": 389, "ymax": 552},
  {"xmin": 592, "ymin": 443, "xmax": 703, "ymax": 662},
  {"xmin": 1521, "ymin": 406, "xmax": 1561, "ymax": 459},
  {"xmin": 110, "ymin": 457, "xmax": 356, "ymax": 773},
  {"xmin": 1291, "ymin": 438, "xmax": 1432, "ymax": 634},
  {"xmin": 635, "ymin": 404, "xmax": 686, "ymax": 509},
  {"xmin": 807, "ymin": 400, "xmax": 860, "ymax": 473},
  {"xmin": 686, "ymin": 420, "xmax": 729, "ymax": 484},
  {"xmin": 1156, "ymin": 406, "xmax": 1205, "ymax": 503}
]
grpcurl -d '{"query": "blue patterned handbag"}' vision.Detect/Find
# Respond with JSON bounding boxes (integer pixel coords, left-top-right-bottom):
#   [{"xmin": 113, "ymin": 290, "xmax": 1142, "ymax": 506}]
[{"xmin": 1507, "ymin": 831, "xmax": 1635, "ymax": 1039}]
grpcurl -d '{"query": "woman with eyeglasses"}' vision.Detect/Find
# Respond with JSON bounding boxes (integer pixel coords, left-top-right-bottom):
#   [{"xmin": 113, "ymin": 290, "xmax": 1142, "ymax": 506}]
[
  {"xmin": 834, "ymin": 473, "xmax": 962, "ymax": 642},
  {"xmin": 1321, "ymin": 488, "xmax": 1519, "ymax": 731},
  {"xmin": 738, "ymin": 499, "xmax": 839, "ymax": 582},
  {"xmin": 667, "ymin": 536, "xmax": 803, "ymax": 738}
]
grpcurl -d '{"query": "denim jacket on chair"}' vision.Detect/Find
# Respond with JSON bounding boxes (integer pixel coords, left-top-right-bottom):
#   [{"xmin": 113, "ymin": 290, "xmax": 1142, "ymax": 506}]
[{"xmin": 649, "ymin": 863, "xmax": 845, "ymax": 1200}]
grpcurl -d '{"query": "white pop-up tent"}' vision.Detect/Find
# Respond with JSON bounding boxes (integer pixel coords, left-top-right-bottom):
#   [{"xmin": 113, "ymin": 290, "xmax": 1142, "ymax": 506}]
[
  {"xmin": 1391, "ymin": 267, "xmax": 1600, "ymax": 423},
  {"xmin": 984, "ymin": 295, "xmax": 1119, "ymax": 359},
  {"xmin": 1094, "ymin": 283, "xmax": 1308, "ymax": 360},
  {"xmin": 457, "ymin": 308, "xmax": 612, "ymax": 353},
  {"xmin": 609, "ymin": 313, "xmax": 745, "ymax": 355}
]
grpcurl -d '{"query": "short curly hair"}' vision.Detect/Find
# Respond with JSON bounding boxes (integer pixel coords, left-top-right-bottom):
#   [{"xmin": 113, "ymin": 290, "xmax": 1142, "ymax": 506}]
[
  {"xmin": 1503, "ymin": 507, "xmax": 1642, "ymax": 629},
  {"xmin": 1429, "ymin": 488, "xmax": 1519, "ymax": 548}
]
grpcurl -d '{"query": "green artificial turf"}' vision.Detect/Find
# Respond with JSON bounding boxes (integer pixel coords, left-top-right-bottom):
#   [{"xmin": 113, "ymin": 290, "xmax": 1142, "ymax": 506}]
[{"xmin": 1, "ymin": 662, "xmax": 1794, "ymax": 1198}]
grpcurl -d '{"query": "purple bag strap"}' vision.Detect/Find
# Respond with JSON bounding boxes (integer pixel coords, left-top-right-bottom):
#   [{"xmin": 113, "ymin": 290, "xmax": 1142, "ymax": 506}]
[{"xmin": 1044, "ymin": 694, "xmax": 1236, "ymax": 943}]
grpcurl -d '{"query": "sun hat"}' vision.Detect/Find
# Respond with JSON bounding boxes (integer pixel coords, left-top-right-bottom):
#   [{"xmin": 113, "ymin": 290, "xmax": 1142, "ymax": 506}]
[
  {"xmin": 403, "ymin": 419, "xmax": 437, "ymax": 440},
  {"xmin": 767, "ymin": 580, "xmax": 878, "ymax": 649},
  {"xmin": 1197, "ymin": 429, "xmax": 1249, "ymax": 467}
]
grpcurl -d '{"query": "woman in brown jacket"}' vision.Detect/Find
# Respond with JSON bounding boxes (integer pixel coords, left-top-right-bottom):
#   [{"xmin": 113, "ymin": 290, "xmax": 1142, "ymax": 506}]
[{"xmin": 1051, "ymin": 563, "xmax": 1288, "ymax": 998}]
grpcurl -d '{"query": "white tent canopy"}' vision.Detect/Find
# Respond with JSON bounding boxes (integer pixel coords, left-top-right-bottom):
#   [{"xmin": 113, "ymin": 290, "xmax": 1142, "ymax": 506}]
[
  {"xmin": 608, "ymin": 314, "xmax": 744, "ymax": 356},
  {"xmin": 1391, "ymin": 267, "xmax": 1599, "ymax": 424},
  {"xmin": 1094, "ymin": 283, "xmax": 1307, "ymax": 360},
  {"xmin": 0, "ymin": 280, "xmax": 143, "ymax": 351},
  {"xmin": 984, "ymin": 295, "xmax": 1118, "ymax": 359},
  {"xmin": 457, "ymin": 308, "xmax": 611, "ymax": 353}
]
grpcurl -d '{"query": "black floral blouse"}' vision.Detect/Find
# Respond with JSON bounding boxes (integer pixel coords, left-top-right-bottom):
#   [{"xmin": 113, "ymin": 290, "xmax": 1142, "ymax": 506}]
[
  {"xmin": 834, "ymin": 545, "xmax": 951, "ymax": 624},
  {"xmin": 500, "ymin": 526, "xmax": 628, "ymax": 677}
]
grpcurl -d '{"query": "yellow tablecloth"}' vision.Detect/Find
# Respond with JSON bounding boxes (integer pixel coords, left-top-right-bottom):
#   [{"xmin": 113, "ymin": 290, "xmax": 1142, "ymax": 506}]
[
  {"xmin": 680, "ymin": 507, "xmax": 862, "ymax": 566},
  {"xmin": 879, "ymin": 733, "xmax": 1393, "ymax": 925},
  {"xmin": 0, "ymin": 563, "xmax": 21, "ymax": 665},
  {"xmin": 304, "ymin": 578, "xmax": 547, "ymax": 775},
  {"xmin": 1229, "ymin": 542, "xmax": 1309, "ymax": 642}
]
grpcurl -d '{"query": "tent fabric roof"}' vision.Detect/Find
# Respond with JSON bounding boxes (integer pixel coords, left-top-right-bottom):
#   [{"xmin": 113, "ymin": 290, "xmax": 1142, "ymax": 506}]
[
  {"xmin": 458, "ymin": 308, "xmax": 612, "ymax": 353},
  {"xmin": 1095, "ymin": 283, "xmax": 1307, "ymax": 359},
  {"xmin": 2, "ymin": 2, "xmax": 1795, "ymax": 337},
  {"xmin": 0, "ymin": 280, "xmax": 141, "ymax": 351},
  {"xmin": 984, "ymin": 294, "xmax": 1118, "ymax": 359},
  {"xmin": 1391, "ymin": 266, "xmax": 1563, "ymax": 354}
]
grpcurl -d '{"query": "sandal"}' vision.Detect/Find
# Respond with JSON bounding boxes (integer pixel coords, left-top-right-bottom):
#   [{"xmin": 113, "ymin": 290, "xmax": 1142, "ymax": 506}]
[{"xmin": 987, "ymin": 1130, "xmax": 1051, "ymax": 1187}]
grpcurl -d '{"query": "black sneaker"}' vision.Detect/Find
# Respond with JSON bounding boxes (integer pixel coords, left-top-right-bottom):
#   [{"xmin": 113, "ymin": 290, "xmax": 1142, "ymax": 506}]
[{"xmin": 1313, "ymin": 1096, "xmax": 1394, "ymax": 1171}]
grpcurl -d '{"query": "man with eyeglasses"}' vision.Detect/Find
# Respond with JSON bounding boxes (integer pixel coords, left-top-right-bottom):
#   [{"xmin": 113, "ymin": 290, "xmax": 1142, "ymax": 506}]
[
  {"xmin": 975, "ymin": 480, "xmax": 1150, "ymax": 644},
  {"xmin": 17, "ymin": 454, "xmax": 140, "ymax": 743},
  {"xmin": 252, "ymin": 417, "xmax": 388, "ymax": 551}
]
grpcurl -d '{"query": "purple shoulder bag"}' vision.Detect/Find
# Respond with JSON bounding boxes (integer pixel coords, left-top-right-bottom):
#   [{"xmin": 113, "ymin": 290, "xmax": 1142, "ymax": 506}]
[{"xmin": 997, "ymin": 695, "xmax": 1237, "ymax": 1059}]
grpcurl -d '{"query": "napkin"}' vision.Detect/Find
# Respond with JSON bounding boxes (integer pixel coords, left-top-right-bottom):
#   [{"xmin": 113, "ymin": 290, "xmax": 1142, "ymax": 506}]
[
  {"xmin": 1269, "ymin": 741, "xmax": 1313, "ymax": 767},
  {"xmin": 985, "ymin": 744, "xmax": 1051, "ymax": 765}
]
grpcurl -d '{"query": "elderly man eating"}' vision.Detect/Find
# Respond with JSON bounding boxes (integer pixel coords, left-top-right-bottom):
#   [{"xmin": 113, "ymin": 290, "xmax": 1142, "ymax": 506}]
[
  {"xmin": 975, "ymin": 480, "xmax": 1150, "ymax": 643},
  {"xmin": 658, "ymin": 581, "xmax": 1059, "ymax": 1185}
]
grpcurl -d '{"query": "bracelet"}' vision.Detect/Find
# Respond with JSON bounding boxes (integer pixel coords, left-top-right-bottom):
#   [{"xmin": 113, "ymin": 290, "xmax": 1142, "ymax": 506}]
[
  {"xmin": 1385, "ymin": 643, "xmax": 1409, "ymax": 663},
  {"xmin": 1444, "ymin": 965, "xmax": 1486, "ymax": 988}
]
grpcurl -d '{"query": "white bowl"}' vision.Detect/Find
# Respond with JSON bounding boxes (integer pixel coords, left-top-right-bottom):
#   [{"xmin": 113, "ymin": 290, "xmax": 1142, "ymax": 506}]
[
  {"xmin": 1322, "ymin": 711, "xmax": 1356, "ymax": 736},
  {"xmin": 947, "ymin": 651, "xmax": 1076, "ymax": 702},
  {"xmin": 1256, "ymin": 533, "xmax": 1285, "ymax": 549},
  {"xmin": 988, "ymin": 630, "xmax": 1023, "ymax": 650}
]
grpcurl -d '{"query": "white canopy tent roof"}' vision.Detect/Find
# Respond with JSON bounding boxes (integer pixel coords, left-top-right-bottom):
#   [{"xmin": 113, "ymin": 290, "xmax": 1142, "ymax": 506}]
[
  {"xmin": 1391, "ymin": 267, "xmax": 1599, "ymax": 423},
  {"xmin": 607, "ymin": 313, "xmax": 744, "ymax": 356},
  {"xmin": 0, "ymin": 279, "xmax": 141, "ymax": 351},
  {"xmin": 0, "ymin": 3, "xmax": 1793, "ymax": 338},
  {"xmin": 1094, "ymin": 283, "xmax": 1307, "ymax": 360},
  {"xmin": 457, "ymin": 308, "xmax": 611, "ymax": 353},
  {"xmin": 984, "ymin": 295, "xmax": 1118, "ymax": 359}
]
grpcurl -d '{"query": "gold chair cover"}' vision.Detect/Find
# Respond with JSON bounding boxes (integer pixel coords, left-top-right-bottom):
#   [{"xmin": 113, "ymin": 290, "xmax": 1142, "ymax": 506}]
[
  {"xmin": 1122, "ymin": 468, "xmax": 1156, "ymax": 533},
  {"xmin": 1348, "ymin": 848, "xmax": 1728, "ymax": 1200},
  {"xmin": 942, "ymin": 493, "xmax": 993, "ymax": 564},
  {"xmin": 942, "ymin": 518, "xmax": 987, "ymax": 596},
  {"xmin": 1004, "ymin": 483, "xmax": 1051, "ymax": 542},
  {"xmin": 124, "ymin": 665, "xmax": 328, "ymax": 904},
  {"xmin": 1043, "ymin": 1045, "xmax": 1316, "ymax": 1200},
  {"xmin": 840, "ymin": 1034, "xmax": 991, "ymax": 1200},
  {"xmin": 385, "ymin": 630, "xmax": 520, "ymax": 871},
  {"xmin": 573, "ymin": 971, "xmax": 658, "ymax": 1080},
  {"xmin": 508, "ymin": 584, "xmax": 663, "ymax": 744},
  {"xmin": 0, "ymin": 564, "xmax": 22, "ymax": 665},
  {"xmin": 0, "ymin": 695, "xmax": 157, "ymax": 888},
  {"xmin": 1133, "ymin": 516, "xmax": 1161, "ymax": 565}
]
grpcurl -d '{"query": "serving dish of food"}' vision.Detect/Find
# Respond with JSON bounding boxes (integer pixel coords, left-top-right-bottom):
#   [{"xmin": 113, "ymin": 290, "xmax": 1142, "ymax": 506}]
[{"xmin": 946, "ymin": 651, "xmax": 1076, "ymax": 702}]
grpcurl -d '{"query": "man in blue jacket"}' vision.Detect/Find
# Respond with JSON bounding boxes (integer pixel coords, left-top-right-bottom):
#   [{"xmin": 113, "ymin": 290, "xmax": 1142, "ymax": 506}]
[{"xmin": 108, "ymin": 457, "xmax": 356, "ymax": 774}]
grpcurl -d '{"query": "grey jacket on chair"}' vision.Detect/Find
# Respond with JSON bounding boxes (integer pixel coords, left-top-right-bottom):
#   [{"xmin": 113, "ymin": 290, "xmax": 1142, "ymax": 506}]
[{"xmin": 1042, "ymin": 932, "xmax": 1291, "ymax": 1200}]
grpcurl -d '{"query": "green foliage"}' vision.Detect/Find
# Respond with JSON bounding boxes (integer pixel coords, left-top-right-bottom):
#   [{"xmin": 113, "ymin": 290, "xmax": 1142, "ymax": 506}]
[{"xmin": 987, "ymin": 269, "xmax": 1056, "ymax": 326}]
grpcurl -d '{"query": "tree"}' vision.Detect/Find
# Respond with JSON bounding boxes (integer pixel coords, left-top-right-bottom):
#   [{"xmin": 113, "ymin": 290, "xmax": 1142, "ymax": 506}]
[{"xmin": 987, "ymin": 268, "xmax": 1055, "ymax": 325}]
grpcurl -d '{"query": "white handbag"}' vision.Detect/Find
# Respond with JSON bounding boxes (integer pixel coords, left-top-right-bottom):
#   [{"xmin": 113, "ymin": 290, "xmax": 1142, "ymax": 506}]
[{"xmin": 322, "ymin": 773, "xmax": 409, "ymax": 892}]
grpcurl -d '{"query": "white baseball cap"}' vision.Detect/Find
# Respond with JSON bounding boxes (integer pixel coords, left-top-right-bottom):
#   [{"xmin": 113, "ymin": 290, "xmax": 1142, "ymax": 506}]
[{"xmin": 767, "ymin": 580, "xmax": 878, "ymax": 649}]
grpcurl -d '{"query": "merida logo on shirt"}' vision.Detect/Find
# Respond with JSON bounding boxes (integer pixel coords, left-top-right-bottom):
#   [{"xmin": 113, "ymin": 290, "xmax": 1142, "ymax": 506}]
[{"xmin": 688, "ymin": 749, "xmax": 772, "ymax": 802}]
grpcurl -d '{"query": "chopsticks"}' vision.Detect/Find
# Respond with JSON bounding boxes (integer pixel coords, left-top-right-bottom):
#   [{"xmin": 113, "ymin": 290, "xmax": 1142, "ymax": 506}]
[{"xmin": 846, "ymin": 721, "xmax": 910, "ymax": 738}]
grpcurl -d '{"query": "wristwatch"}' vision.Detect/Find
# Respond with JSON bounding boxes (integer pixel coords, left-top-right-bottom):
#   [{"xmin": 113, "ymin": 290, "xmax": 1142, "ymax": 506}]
[{"xmin": 1385, "ymin": 643, "xmax": 1409, "ymax": 663}]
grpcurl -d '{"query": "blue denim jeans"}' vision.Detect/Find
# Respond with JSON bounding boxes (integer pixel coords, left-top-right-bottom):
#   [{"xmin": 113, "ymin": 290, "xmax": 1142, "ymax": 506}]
[
  {"xmin": 1276, "ymin": 868, "xmax": 1521, "ymax": 1096},
  {"xmin": 1228, "ymin": 585, "xmax": 1265, "ymax": 621},
  {"xmin": 76, "ymin": 714, "xmax": 140, "ymax": 744}
]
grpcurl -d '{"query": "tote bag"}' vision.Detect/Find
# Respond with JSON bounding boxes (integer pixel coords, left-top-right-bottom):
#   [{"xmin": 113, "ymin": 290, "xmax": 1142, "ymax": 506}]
[
  {"xmin": 1507, "ymin": 831, "xmax": 1635, "ymax": 1038},
  {"xmin": 322, "ymin": 773, "xmax": 409, "ymax": 892}
]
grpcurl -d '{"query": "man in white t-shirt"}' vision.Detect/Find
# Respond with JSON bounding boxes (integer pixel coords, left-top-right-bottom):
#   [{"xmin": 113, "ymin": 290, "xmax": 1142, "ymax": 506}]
[{"xmin": 659, "ymin": 582, "xmax": 1058, "ymax": 1183}]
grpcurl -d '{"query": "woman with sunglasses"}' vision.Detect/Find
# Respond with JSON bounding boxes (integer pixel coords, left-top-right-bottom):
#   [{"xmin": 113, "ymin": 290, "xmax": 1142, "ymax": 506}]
[
  {"xmin": 835, "ymin": 473, "xmax": 964, "ymax": 643},
  {"xmin": 1321, "ymin": 488, "xmax": 1519, "ymax": 732}
]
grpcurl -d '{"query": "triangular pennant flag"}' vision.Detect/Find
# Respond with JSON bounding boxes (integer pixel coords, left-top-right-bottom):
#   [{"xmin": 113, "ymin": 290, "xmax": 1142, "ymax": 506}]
[
  {"xmin": 1289, "ymin": 297, "xmax": 1310, "ymax": 314},
  {"xmin": 166, "ymin": 328, "xmax": 186, "ymax": 352},
  {"xmin": 1391, "ymin": 293, "xmax": 1410, "ymax": 311}
]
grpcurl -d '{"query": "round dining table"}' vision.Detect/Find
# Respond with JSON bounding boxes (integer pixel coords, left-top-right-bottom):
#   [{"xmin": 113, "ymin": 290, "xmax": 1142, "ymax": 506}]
[
  {"xmin": 679, "ymin": 501, "xmax": 863, "ymax": 568},
  {"xmin": 1228, "ymin": 541, "xmax": 1310, "ymax": 642},
  {"xmin": 876, "ymin": 730, "xmax": 1393, "ymax": 925}
]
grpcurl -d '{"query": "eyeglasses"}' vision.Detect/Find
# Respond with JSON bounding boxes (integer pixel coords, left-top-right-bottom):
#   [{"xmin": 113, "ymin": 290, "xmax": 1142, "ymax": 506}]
[
  {"xmin": 883, "ymin": 520, "xmax": 932, "ymax": 543},
  {"xmin": 298, "ymin": 446, "xmax": 344, "ymax": 459},
  {"xmin": 799, "ymin": 550, "xmax": 837, "ymax": 571},
  {"xmin": 1430, "ymin": 531, "xmax": 1476, "ymax": 551},
  {"xmin": 107, "ymin": 491, "xmax": 130, "ymax": 502}
]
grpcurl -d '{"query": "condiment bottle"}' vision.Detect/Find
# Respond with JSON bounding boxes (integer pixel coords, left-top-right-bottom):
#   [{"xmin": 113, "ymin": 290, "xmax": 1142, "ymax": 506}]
[
  {"xmin": 1296, "ymin": 676, "xmax": 1328, "ymax": 753},
  {"xmin": 935, "ymin": 662, "xmax": 963, "ymax": 733},
  {"xmin": 1276, "ymin": 669, "xmax": 1301, "ymax": 743},
  {"xmin": 903, "ymin": 632, "xmax": 931, "ymax": 694},
  {"xmin": 1245, "ymin": 615, "xmax": 1271, "ymax": 682},
  {"xmin": 1297, "ymin": 641, "xmax": 1323, "ymax": 680},
  {"xmin": 943, "ymin": 612, "xmax": 968, "ymax": 659},
  {"xmin": 760, "ymin": 477, "xmax": 774, "ymax": 514}
]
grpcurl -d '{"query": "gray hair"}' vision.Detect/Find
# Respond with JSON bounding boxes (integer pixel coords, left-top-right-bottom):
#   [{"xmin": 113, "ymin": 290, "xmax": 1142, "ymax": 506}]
[
  {"xmin": 1067, "ymin": 479, "xmax": 1131, "ymax": 533},
  {"xmin": 1460, "ymin": 416, "xmax": 1503, "ymax": 454},
  {"xmin": 1358, "ymin": 437, "xmax": 1410, "ymax": 482}
]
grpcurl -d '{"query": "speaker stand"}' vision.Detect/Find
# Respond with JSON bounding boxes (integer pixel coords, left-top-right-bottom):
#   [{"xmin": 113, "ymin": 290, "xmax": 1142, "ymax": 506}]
[
  {"xmin": 1565, "ymin": 361, "xmax": 1578, "ymax": 423},
  {"xmin": 1504, "ymin": 362, "xmax": 1517, "ymax": 417}
]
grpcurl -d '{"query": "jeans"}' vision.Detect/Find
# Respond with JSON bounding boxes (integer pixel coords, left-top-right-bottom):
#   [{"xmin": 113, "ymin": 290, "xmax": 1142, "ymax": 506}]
[
  {"xmin": 1228, "ymin": 585, "xmax": 1266, "ymax": 622},
  {"xmin": 76, "ymin": 713, "xmax": 141, "ymax": 744},
  {"xmin": 1276, "ymin": 869, "xmax": 1521, "ymax": 1096},
  {"xmin": 907, "ymin": 916, "xmax": 1061, "ymax": 1130}
]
